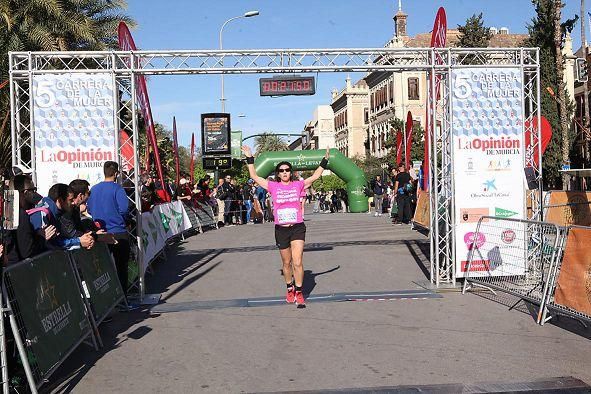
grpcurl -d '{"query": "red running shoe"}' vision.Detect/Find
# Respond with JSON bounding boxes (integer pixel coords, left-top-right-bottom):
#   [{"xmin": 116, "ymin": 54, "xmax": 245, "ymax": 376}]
[
  {"xmin": 286, "ymin": 286, "xmax": 296, "ymax": 303},
  {"xmin": 295, "ymin": 291, "xmax": 306, "ymax": 308}
]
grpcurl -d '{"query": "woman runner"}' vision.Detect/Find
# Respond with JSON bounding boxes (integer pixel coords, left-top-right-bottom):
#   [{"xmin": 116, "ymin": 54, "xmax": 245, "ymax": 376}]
[{"xmin": 241, "ymin": 146, "xmax": 330, "ymax": 308}]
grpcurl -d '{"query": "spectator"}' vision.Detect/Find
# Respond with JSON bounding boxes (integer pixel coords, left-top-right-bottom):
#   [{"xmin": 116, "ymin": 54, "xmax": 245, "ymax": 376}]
[
  {"xmin": 176, "ymin": 178, "xmax": 192, "ymax": 205},
  {"xmin": 6, "ymin": 175, "xmax": 55, "ymax": 264},
  {"xmin": 230, "ymin": 179, "xmax": 242, "ymax": 224},
  {"xmin": 196, "ymin": 175, "xmax": 212, "ymax": 203},
  {"xmin": 87, "ymin": 161, "xmax": 130, "ymax": 294},
  {"xmin": 140, "ymin": 172, "xmax": 157, "ymax": 212},
  {"xmin": 215, "ymin": 178, "xmax": 225, "ymax": 226},
  {"xmin": 373, "ymin": 175, "xmax": 386, "ymax": 217},
  {"xmin": 30, "ymin": 183, "xmax": 94, "ymax": 250},
  {"xmin": 220, "ymin": 174, "xmax": 235, "ymax": 226},
  {"xmin": 394, "ymin": 163, "xmax": 412, "ymax": 225},
  {"xmin": 242, "ymin": 180, "xmax": 254, "ymax": 224},
  {"xmin": 60, "ymin": 179, "xmax": 96, "ymax": 238}
]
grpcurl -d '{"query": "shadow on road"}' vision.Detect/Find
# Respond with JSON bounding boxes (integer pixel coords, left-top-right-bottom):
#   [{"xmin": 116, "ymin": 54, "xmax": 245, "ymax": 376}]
[{"xmin": 302, "ymin": 266, "xmax": 341, "ymax": 297}]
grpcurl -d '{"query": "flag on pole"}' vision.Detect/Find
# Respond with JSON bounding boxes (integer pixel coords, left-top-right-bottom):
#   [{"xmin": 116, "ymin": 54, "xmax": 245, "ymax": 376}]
[
  {"xmin": 405, "ymin": 111, "xmax": 413, "ymax": 169},
  {"xmin": 118, "ymin": 22, "xmax": 169, "ymax": 201},
  {"xmin": 190, "ymin": 132, "xmax": 195, "ymax": 185},
  {"xmin": 395, "ymin": 129, "xmax": 403, "ymax": 166},
  {"xmin": 173, "ymin": 117, "xmax": 180, "ymax": 187}
]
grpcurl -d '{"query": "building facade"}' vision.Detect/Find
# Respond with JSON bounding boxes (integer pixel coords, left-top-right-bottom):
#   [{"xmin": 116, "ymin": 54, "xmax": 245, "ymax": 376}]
[
  {"xmin": 363, "ymin": 1, "xmax": 528, "ymax": 160},
  {"xmin": 330, "ymin": 76, "xmax": 369, "ymax": 159},
  {"xmin": 302, "ymin": 105, "xmax": 335, "ymax": 151}
]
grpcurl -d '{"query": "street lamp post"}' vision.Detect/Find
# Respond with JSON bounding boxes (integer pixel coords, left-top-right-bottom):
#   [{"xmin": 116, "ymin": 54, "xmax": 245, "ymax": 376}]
[{"xmin": 219, "ymin": 10, "xmax": 259, "ymax": 112}]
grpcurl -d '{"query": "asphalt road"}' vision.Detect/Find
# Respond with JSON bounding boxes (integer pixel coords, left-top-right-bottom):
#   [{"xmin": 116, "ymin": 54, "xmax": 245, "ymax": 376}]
[{"xmin": 49, "ymin": 210, "xmax": 591, "ymax": 393}]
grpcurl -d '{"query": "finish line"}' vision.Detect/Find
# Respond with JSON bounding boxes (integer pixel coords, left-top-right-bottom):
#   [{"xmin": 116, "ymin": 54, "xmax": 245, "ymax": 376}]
[{"xmin": 151, "ymin": 289, "xmax": 442, "ymax": 313}]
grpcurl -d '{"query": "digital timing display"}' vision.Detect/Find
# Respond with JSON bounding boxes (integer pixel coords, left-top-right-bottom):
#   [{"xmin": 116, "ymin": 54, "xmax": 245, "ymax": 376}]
[
  {"xmin": 203, "ymin": 156, "xmax": 232, "ymax": 170},
  {"xmin": 259, "ymin": 76, "xmax": 315, "ymax": 97}
]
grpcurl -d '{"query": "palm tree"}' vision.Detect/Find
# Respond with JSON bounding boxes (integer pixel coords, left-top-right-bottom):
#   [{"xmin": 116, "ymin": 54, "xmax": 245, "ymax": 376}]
[
  {"xmin": 254, "ymin": 133, "xmax": 289, "ymax": 155},
  {"xmin": 0, "ymin": 0, "xmax": 135, "ymax": 170},
  {"xmin": 553, "ymin": 0, "xmax": 570, "ymax": 187}
]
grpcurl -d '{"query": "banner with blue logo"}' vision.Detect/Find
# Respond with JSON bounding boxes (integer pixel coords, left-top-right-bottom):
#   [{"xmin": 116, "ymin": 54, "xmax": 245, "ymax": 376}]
[{"xmin": 451, "ymin": 67, "xmax": 526, "ymax": 277}]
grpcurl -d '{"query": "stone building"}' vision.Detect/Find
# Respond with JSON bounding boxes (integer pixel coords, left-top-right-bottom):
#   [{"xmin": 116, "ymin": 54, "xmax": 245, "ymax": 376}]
[
  {"xmin": 330, "ymin": 76, "xmax": 369, "ymax": 158},
  {"xmin": 364, "ymin": 1, "xmax": 528, "ymax": 159},
  {"xmin": 302, "ymin": 105, "xmax": 335, "ymax": 151}
]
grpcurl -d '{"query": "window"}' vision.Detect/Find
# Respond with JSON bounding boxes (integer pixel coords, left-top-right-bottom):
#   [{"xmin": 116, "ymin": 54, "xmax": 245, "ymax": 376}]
[{"xmin": 408, "ymin": 77, "xmax": 419, "ymax": 100}]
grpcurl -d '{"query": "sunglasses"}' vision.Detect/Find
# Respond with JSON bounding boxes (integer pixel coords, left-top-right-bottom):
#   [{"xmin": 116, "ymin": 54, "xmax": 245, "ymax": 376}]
[
  {"xmin": 277, "ymin": 168, "xmax": 291, "ymax": 173},
  {"xmin": 24, "ymin": 187, "xmax": 37, "ymax": 192}
]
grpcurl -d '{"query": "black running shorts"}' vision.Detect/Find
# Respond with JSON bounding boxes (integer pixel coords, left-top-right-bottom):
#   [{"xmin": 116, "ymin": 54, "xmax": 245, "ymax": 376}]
[{"xmin": 274, "ymin": 223, "xmax": 306, "ymax": 250}]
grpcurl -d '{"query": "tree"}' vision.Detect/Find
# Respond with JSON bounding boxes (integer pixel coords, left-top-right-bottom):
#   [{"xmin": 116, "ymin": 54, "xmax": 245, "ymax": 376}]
[
  {"xmin": 312, "ymin": 174, "xmax": 346, "ymax": 192},
  {"xmin": 457, "ymin": 13, "xmax": 492, "ymax": 47},
  {"xmin": 525, "ymin": 0, "xmax": 577, "ymax": 188},
  {"xmin": 0, "ymin": 0, "xmax": 135, "ymax": 171},
  {"xmin": 254, "ymin": 133, "xmax": 288, "ymax": 155}
]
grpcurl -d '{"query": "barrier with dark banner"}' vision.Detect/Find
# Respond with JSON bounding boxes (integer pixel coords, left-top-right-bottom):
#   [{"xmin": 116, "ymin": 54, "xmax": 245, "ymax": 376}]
[
  {"xmin": 4, "ymin": 251, "xmax": 93, "ymax": 383},
  {"xmin": 544, "ymin": 191, "xmax": 591, "ymax": 227},
  {"xmin": 70, "ymin": 244, "xmax": 125, "ymax": 323},
  {"xmin": 194, "ymin": 201, "xmax": 217, "ymax": 229}
]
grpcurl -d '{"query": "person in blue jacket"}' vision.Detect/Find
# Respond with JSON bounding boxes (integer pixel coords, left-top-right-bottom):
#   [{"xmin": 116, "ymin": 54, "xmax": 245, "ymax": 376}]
[
  {"xmin": 29, "ymin": 183, "xmax": 95, "ymax": 250},
  {"xmin": 87, "ymin": 161, "xmax": 130, "ymax": 294}
]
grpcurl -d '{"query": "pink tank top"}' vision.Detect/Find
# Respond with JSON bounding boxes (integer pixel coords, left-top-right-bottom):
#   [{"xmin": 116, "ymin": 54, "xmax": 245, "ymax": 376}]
[{"xmin": 267, "ymin": 180, "xmax": 305, "ymax": 225}]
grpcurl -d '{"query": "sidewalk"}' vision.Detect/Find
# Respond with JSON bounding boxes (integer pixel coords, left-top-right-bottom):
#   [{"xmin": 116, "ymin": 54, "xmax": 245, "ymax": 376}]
[{"xmin": 50, "ymin": 211, "xmax": 591, "ymax": 393}]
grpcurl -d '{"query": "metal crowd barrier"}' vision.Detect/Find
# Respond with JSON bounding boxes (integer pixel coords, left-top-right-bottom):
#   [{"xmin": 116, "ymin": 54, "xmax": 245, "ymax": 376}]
[{"xmin": 462, "ymin": 216, "xmax": 564, "ymax": 324}]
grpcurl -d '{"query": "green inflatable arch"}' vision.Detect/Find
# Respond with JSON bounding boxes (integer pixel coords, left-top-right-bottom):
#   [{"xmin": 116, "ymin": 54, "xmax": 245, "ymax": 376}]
[{"xmin": 254, "ymin": 149, "xmax": 369, "ymax": 213}]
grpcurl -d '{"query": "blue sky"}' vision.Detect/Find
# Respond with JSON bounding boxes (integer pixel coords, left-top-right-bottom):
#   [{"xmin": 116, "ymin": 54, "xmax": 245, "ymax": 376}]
[{"xmin": 126, "ymin": 0, "xmax": 585, "ymax": 149}]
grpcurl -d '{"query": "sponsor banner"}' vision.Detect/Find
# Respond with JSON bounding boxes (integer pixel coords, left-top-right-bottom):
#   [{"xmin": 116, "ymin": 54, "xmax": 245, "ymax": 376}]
[
  {"xmin": 7, "ymin": 251, "xmax": 91, "ymax": 377},
  {"xmin": 140, "ymin": 202, "xmax": 194, "ymax": 272},
  {"xmin": 171, "ymin": 201, "xmax": 193, "ymax": 233},
  {"xmin": 32, "ymin": 73, "xmax": 116, "ymax": 195},
  {"xmin": 452, "ymin": 68, "xmax": 525, "ymax": 277},
  {"xmin": 554, "ymin": 227, "xmax": 591, "ymax": 316},
  {"xmin": 140, "ymin": 211, "xmax": 166, "ymax": 273},
  {"xmin": 231, "ymin": 130, "xmax": 242, "ymax": 159}
]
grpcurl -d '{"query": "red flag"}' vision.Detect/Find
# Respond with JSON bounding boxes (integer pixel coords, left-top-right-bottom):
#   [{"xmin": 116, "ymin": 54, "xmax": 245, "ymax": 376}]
[
  {"xmin": 424, "ymin": 7, "xmax": 447, "ymax": 191},
  {"xmin": 173, "ymin": 117, "xmax": 180, "ymax": 187},
  {"xmin": 405, "ymin": 111, "xmax": 413, "ymax": 169},
  {"xmin": 118, "ymin": 22, "xmax": 169, "ymax": 202},
  {"xmin": 525, "ymin": 115, "xmax": 552, "ymax": 168},
  {"xmin": 119, "ymin": 130, "xmax": 135, "ymax": 171},
  {"xmin": 395, "ymin": 129, "xmax": 403, "ymax": 166},
  {"xmin": 190, "ymin": 133, "xmax": 195, "ymax": 185}
]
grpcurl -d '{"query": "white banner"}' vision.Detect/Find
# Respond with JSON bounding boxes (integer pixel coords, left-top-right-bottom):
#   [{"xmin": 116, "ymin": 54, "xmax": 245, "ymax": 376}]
[
  {"xmin": 32, "ymin": 73, "xmax": 116, "ymax": 195},
  {"xmin": 451, "ymin": 67, "xmax": 526, "ymax": 278}
]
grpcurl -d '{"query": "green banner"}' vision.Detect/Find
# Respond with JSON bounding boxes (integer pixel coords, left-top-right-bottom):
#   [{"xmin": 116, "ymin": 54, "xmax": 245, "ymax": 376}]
[
  {"xmin": 231, "ymin": 130, "xmax": 242, "ymax": 159},
  {"xmin": 7, "ymin": 251, "xmax": 91, "ymax": 377},
  {"xmin": 70, "ymin": 244, "xmax": 124, "ymax": 322}
]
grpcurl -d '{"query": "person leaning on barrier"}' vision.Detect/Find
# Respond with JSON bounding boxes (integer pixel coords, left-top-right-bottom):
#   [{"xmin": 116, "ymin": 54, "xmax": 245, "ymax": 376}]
[
  {"xmin": 59, "ymin": 179, "xmax": 98, "ymax": 239},
  {"xmin": 29, "ymin": 183, "xmax": 95, "ymax": 250},
  {"xmin": 5, "ymin": 175, "xmax": 55, "ymax": 264}
]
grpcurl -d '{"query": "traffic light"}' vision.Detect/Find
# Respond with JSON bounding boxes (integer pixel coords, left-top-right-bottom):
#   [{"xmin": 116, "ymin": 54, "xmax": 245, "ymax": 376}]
[{"xmin": 576, "ymin": 58, "xmax": 588, "ymax": 83}]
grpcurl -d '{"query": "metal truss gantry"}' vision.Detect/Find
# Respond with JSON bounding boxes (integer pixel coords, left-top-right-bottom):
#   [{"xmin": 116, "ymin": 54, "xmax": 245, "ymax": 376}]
[{"xmin": 8, "ymin": 47, "xmax": 541, "ymax": 289}]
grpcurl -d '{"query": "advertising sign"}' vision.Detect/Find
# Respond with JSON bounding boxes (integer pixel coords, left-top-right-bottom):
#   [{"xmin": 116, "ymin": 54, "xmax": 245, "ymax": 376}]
[
  {"xmin": 452, "ymin": 67, "xmax": 525, "ymax": 277},
  {"xmin": 231, "ymin": 130, "xmax": 243, "ymax": 159},
  {"xmin": 32, "ymin": 73, "xmax": 116, "ymax": 195},
  {"xmin": 201, "ymin": 113, "xmax": 231, "ymax": 155},
  {"xmin": 7, "ymin": 251, "xmax": 91, "ymax": 377}
]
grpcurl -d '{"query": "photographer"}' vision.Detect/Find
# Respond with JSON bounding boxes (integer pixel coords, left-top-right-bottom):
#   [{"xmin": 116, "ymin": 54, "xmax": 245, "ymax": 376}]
[{"xmin": 393, "ymin": 163, "xmax": 412, "ymax": 225}]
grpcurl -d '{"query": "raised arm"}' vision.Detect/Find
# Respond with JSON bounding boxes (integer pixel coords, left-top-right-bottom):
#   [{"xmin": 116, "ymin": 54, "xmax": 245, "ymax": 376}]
[
  {"xmin": 241, "ymin": 146, "xmax": 269, "ymax": 190},
  {"xmin": 304, "ymin": 148, "xmax": 330, "ymax": 188}
]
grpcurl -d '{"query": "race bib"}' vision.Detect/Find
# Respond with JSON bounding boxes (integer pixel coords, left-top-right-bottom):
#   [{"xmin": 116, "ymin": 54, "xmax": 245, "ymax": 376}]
[{"xmin": 277, "ymin": 208, "xmax": 298, "ymax": 224}]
